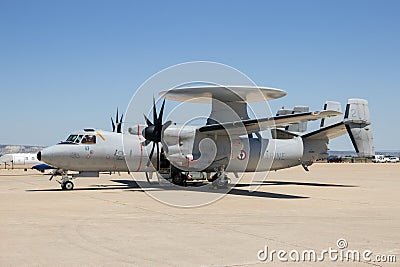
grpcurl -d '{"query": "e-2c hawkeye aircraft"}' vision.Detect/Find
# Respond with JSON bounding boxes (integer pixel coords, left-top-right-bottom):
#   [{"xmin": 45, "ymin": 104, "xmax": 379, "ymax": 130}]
[{"xmin": 38, "ymin": 86, "xmax": 374, "ymax": 190}]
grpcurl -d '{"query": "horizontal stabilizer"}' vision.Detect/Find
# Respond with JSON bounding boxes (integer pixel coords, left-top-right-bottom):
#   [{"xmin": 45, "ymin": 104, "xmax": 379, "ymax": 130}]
[
  {"xmin": 271, "ymin": 128, "xmax": 300, "ymax": 139},
  {"xmin": 199, "ymin": 110, "xmax": 341, "ymax": 135},
  {"xmin": 302, "ymin": 122, "xmax": 347, "ymax": 140}
]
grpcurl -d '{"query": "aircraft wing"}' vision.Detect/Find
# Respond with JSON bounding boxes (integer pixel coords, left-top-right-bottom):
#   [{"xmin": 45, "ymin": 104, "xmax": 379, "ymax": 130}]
[{"xmin": 198, "ymin": 111, "xmax": 341, "ymax": 135}]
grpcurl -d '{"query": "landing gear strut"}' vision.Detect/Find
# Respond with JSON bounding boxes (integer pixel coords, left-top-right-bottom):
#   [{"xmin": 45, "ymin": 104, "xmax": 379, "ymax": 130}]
[
  {"xmin": 53, "ymin": 171, "xmax": 75, "ymax": 190},
  {"xmin": 210, "ymin": 170, "xmax": 231, "ymax": 189}
]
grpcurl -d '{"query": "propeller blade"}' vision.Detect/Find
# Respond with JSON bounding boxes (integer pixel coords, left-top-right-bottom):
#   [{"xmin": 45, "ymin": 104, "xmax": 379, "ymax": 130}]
[
  {"xmin": 161, "ymin": 120, "xmax": 172, "ymax": 154},
  {"xmin": 146, "ymin": 142, "xmax": 155, "ymax": 167},
  {"xmin": 158, "ymin": 99, "xmax": 166, "ymax": 125},
  {"xmin": 152, "ymin": 97, "xmax": 157, "ymax": 124},
  {"xmin": 111, "ymin": 117, "xmax": 116, "ymax": 132},
  {"xmin": 116, "ymin": 108, "xmax": 119, "ymax": 126},
  {"xmin": 156, "ymin": 142, "xmax": 160, "ymax": 171},
  {"xmin": 143, "ymin": 114, "xmax": 153, "ymax": 126},
  {"xmin": 145, "ymin": 171, "xmax": 153, "ymax": 184},
  {"xmin": 117, "ymin": 114, "xmax": 123, "ymax": 133}
]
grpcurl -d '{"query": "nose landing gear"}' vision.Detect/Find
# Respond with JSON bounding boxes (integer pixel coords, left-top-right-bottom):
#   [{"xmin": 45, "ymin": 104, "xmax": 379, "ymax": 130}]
[
  {"xmin": 59, "ymin": 174, "xmax": 75, "ymax": 190},
  {"xmin": 50, "ymin": 169, "xmax": 75, "ymax": 190}
]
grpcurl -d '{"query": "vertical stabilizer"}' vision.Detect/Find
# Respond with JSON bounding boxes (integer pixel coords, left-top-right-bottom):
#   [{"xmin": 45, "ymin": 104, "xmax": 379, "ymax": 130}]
[
  {"xmin": 344, "ymin": 99, "xmax": 374, "ymax": 157},
  {"xmin": 288, "ymin": 106, "xmax": 309, "ymax": 132},
  {"xmin": 276, "ymin": 106, "xmax": 309, "ymax": 133},
  {"xmin": 320, "ymin": 101, "xmax": 342, "ymax": 128},
  {"xmin": 276, "ymin": 108, "xmax": 292, "ymax": 116}
]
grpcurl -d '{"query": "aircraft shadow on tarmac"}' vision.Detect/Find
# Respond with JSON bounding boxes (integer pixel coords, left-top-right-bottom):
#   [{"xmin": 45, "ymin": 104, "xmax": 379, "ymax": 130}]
[
  {"xmin": 235, "ymin": 181, "xmax": 357, "ymax": 188},
  {"xmin": 26, "ymin": 179, "xmax": 357, "ymax": 199},
  {"xmin": 26, "ymin": 180, "xmax": 143, "ymax": 192},
  {"xmin": 27, "ymin": 180, "xmax": 306, "ymax": 199},
  {"xmin": 123, "ymin": 180, "xmax": 309, "ymax": 199}
]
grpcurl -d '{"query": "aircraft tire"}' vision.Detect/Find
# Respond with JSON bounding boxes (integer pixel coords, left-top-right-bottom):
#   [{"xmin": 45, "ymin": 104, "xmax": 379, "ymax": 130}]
[
  {"xmin": 172, "ymin": 173, "xmax": 185, "ymax": 186},
  {"xmin": 212, "ymin": 177, "xmax": 229, "ymax": 189},
  {"xmin": 63, "ymin": 181, "xmax": 74, "ymax": 190}
]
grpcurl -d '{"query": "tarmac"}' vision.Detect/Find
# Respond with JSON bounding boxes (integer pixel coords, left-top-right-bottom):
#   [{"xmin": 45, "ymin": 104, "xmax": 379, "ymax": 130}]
[{"xmin": 0, "ymin": 163, "xmax": 399, "ymax": 266}]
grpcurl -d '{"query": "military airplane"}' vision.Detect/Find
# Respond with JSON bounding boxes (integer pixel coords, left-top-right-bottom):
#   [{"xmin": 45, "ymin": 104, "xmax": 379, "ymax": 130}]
[{"xmin": 38, "ymin": 86, "xmax": 374, "ymax": 190}]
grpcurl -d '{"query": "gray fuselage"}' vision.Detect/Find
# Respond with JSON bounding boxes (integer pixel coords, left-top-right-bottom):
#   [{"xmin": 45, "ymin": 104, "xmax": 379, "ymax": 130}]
[{"xmin": 40, "ymin": 129, "xmax": 305, "ymax": 173}]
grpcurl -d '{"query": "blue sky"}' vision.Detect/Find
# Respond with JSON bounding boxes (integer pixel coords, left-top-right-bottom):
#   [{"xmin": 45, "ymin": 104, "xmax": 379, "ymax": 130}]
[{"xmin": 0, "ymin": 0, "xmax": 399, "ymax": 150}]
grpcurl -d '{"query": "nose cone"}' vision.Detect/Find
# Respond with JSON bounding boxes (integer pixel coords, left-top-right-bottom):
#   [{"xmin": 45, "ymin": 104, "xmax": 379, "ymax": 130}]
[{"xmin": 39, "ymin": 146, "xmax": 55, "ymax": 165}]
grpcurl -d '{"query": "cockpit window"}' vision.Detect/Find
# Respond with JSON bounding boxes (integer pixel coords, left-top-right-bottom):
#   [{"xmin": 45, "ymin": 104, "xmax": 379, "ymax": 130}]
[
  {"xmin": 66, "ymin": 135, "xmax": 78, "ymax": 142},
  {"xmin": 82, "ymin": 135, "xmax": 96, "ymax": 144},
  {"xmin": 61, "ymin": 134, "xmax": 96, "ymax": 144},
  {"xmin": 75, "ymin": 135, "xmax": 84, "ymax": 143}
]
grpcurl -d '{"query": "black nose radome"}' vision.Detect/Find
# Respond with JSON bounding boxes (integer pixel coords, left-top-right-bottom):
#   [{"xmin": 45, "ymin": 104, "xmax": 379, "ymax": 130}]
[{"xmin": 37, "ymin": 151, "xmax": 41, "ymax": 161}]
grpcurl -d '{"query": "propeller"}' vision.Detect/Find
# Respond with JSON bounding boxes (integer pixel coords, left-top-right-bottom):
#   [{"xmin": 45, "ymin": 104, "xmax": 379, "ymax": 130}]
[
  {"xmin": 142, "ymin": 98, "xmax": 169, "ymax": 171},
  {"xmin": 111, "ymin": 108, "xmax": 124, "ymax": 133}
]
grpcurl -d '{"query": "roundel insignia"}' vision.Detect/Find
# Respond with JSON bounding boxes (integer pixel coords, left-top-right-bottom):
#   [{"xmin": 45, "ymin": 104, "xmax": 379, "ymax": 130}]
[{"xmin": 237, "ymin": 150, "xmax": 247, "ymax": 160}]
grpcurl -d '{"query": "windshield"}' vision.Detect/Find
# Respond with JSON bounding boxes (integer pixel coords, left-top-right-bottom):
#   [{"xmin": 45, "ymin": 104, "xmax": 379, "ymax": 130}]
[
  {"xmin": 66, "ymin": 135, "xmax": 78, "ymax": 142},
  {"xmin": 60, "ymin": 134, "xmax": 96, "ymax": 144},
  {"xmin": 75, "ymin": 135, "xmax": 83, "ymax": 143}
]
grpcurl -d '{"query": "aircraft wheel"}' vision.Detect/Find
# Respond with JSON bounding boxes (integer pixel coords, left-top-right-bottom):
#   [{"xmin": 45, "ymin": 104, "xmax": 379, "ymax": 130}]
[
  {"xmin": 220, "ymin": 179, "xmax": 229, "ymax": 188},
  {"xmin": 63, "ymin": 181, "xmax": 74, "ymax": 190},
  {"xmin": 212, "ymin": 177, "xmax": 230, "ymax": 189},
  {"xmin": 172, "ymin": 173, "xmax": 185, "ymax": 186}
]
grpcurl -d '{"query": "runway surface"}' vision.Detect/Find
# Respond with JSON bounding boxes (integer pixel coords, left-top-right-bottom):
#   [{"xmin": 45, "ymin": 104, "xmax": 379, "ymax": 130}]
[{"xmin": 0, "ymin": 163, "xmax": 399, "ymax": 266}]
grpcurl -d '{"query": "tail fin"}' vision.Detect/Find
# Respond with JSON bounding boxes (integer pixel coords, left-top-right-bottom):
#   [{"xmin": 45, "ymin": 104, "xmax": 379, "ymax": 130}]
[
  {"xmin": 276, "ymin": 106, "xmax": 310, "ymax": 133},
  {"xmin": 301, "ymin": 98, "xmax": 374, "ymax": 165},
  {"xmin": 288, "ymin": 106, "xmax": 309, "ymax": 132},
  {"xmin": 344, "ymin": 99, "xmax": 374, "ymax": 157},
  {"xmin": 320, "ymin": 101, "xmax": 342, "ymax": 128}
]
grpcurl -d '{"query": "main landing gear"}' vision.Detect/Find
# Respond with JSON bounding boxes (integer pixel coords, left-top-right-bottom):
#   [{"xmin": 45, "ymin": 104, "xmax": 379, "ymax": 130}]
[
  {"xmin": 169, "ymin": 170, "xmax": 231, "ymax": 189},
  {"xmin": 208, "ymin": 170, "xmax": 231, "ymax": 189},
  {"xmin": 171, "ymin": 172, "xmax": 188, "ymax": 186}
]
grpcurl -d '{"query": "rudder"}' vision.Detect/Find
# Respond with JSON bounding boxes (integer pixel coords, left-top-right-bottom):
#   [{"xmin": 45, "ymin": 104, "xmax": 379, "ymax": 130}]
[{"xmin": 344, "ymin": 99, "xmax": 374, "ymax": 157}]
